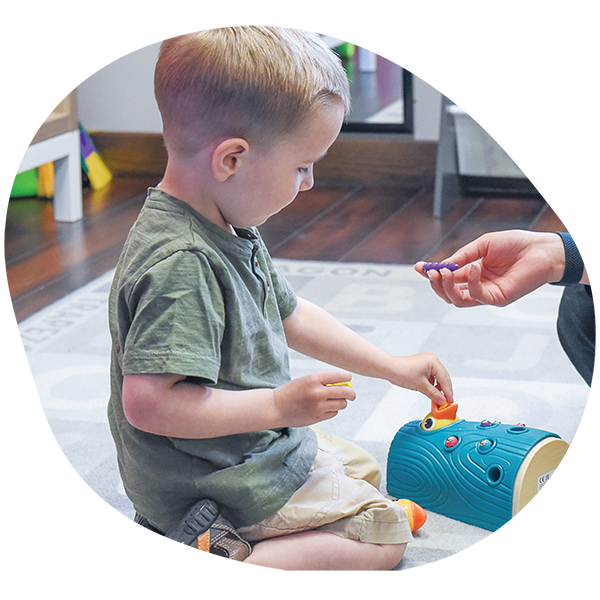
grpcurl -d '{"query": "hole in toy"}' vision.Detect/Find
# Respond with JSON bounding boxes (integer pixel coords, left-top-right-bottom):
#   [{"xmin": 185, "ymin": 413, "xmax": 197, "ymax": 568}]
[
  {"xmin": 486, "ymin": 464, "xmax": 504, "ymax": 486},
  {"xmin": 507, "ymin": 426, "xmax": 529, "ymax": 434}
]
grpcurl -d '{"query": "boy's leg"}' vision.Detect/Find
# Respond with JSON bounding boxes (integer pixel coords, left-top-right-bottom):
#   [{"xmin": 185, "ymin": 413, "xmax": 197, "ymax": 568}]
[
  {"xmin": 237, "ymin": 432, "xmax": 412, "ymax": 570},
  {"xmin": 245, "ymin": 530, "xmax": 406, "ymax": 571},
  {"xmin": 311, "ymin": 427, "xmax": 381, "ymax": 487}
]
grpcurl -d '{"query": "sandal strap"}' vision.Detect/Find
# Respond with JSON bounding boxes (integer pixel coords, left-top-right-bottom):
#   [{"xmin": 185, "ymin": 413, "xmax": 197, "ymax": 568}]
[
  {"xmin": 202, "ymin": 516, "xmax": 252, "ymax": 561},
  {"xmin": 163, "ymin": 499, "xmax": 251, "ymax": 561}
]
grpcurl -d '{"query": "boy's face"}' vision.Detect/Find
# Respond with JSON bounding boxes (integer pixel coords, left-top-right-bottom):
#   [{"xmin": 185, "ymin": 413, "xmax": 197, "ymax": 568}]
[{"xmin": 218, "ymin": 99, "xmax": 345, "ymax": 228}]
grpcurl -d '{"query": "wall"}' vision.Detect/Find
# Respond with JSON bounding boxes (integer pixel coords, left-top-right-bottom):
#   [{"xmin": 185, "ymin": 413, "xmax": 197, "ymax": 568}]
[
  {"xmin": 77, "ymin": 42, "xmax": 162, "ymax": 133},
  {"xmin": 77, "ymin": 39, "xmax": 441, "ymax": 185},
  {"xmin": 77, "ymin": 41, "xmax": 442, "ymax": 140}
]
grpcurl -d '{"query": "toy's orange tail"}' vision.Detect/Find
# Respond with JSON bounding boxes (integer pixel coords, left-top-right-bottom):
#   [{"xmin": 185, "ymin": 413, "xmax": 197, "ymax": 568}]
[
  {"xmin": 432, "ymin": 400, "xmax": 458, "ymax": 421},
  {"xmin": 396, "ymin": 499, "xmax": 427, "ymax": 532}
]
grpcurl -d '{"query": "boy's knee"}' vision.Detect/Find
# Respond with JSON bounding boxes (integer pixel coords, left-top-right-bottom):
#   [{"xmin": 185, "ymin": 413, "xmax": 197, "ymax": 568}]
[
  {"xmin": 380, "ymin": 542, "xmax": 406, "ymax": 570},
  {"xmin": 354, "ymin": 453, "xmax": 382, "ymax": 488}
]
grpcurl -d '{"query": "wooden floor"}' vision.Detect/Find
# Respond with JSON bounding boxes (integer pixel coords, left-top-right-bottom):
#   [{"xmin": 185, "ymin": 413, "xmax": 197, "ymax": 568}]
[{"xmin": 5, "ymin": 174, "xmax": 565, "ymax": 322}]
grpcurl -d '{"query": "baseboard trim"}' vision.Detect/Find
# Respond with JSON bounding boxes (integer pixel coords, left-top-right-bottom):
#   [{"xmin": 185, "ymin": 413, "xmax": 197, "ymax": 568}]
[
  {"xmin": 90, "ymin": 131, "xmax": 437, "ymax": 186},
  {"xmin": 91, "ymin": 131, "xmax": 168, "ymax": 176}
]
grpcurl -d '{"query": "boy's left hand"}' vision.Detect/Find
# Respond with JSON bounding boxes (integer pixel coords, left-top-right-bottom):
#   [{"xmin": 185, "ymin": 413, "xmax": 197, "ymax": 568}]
[{"xmin": 389, "ymin": 353, "xmax": 453, "ymax": 406}]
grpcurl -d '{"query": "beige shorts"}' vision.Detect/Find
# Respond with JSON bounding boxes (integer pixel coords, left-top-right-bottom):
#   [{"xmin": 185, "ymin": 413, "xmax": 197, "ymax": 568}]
[{"xmin": 237, "ymin": 429, "xmax": 413, "ymax": 545}]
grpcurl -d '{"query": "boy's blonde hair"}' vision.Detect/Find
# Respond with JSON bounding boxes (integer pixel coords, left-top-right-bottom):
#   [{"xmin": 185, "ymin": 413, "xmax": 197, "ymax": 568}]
[{"xmin": 154, "ymin": 26, "xmax": 351, "ymax": 156}]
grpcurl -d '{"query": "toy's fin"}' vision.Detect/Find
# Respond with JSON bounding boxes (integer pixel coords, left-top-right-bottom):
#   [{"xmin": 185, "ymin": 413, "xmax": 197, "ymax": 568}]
[{"xmin": 396, "ymin": 499, "xmax": 427, "ymax": 532}]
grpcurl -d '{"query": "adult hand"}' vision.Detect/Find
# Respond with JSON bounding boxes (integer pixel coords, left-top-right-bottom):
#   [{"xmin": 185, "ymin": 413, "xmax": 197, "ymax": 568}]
[{"xmin": 414, "ymin": 230, "xmax": 566, "ymax": 307}]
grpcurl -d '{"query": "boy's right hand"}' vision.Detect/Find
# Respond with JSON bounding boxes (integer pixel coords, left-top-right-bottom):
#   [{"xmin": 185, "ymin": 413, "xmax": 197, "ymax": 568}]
[{"xmin": 272, "ymin": 371, "xmax": 356, "ymax": 427}]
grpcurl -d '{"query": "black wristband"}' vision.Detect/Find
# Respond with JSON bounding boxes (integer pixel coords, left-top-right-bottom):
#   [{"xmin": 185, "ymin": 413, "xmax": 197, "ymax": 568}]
[{"xmin": 551, "ymin": 232, "xmax": 584, "ymax": 286}]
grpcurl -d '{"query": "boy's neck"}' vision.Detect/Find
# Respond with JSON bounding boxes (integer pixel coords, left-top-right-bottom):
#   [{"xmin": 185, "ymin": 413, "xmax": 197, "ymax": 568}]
[{"xmin": 159, "ymin": 160, "xmax": 233, "ymax": 234}]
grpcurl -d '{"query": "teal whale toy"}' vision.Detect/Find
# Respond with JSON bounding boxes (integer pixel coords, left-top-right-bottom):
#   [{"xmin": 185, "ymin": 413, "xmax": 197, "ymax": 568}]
[{"xmin": 386, "ymin": 401, "xmax": 569, "ymax": 531}]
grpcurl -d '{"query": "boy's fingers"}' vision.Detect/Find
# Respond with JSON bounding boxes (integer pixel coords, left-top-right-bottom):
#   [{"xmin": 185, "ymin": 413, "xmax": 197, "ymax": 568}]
[
  {"xmin": 325, "ymin": 384, "xmax": 356, "ymax": 401},
  {"xmin": 418, "ymin": 378, "xmax": 446, "ymax": 405},
  {"xmin": 430, "ymin": 363, "xmax": 453, "ymax": 404},
  {"xmin": 326, "ymin": 398, "xmax": 348, "ymax": 411},
  {"xmin": 326, "ymin": 381, "xmax": 354, "ymax": 389},
  {"xmin": 437, "ymin": 379, "xmax": 453, "ymax": 404},
  {"xmin": 314, "ymin": 371, "xmax": 355, "ymax": 401},
  {"xmin": 320, "ymin": 370, "xmax": 352, "ymax": 386}
]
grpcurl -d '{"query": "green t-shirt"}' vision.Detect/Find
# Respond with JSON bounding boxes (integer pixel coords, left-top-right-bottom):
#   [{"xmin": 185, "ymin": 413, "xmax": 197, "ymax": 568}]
[{"xmin": 108, "ymin": 189, "xmax": 317, "ymax": 531}]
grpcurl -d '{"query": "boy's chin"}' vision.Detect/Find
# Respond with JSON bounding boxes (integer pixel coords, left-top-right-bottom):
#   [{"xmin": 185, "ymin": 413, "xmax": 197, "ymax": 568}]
[{"xmin": 233, "ymin": 215, "xmax": 270, "ymax": 229}]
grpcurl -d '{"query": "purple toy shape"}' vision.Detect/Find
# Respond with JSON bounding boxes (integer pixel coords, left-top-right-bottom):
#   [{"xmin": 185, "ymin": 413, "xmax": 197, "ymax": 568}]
[{"xmin": 422, "ymin": 262, "xmax": 459, "ymax": 273}]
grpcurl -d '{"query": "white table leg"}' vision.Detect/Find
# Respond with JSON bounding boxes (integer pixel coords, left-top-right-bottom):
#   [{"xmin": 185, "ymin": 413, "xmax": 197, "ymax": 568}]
[
  {"xmin": 52, "ymin": 132, "xmax": 83, "ymax": 222},
  {"xmin": 18, "ymin": 130, "xmax": 83, "ymax": 222}
]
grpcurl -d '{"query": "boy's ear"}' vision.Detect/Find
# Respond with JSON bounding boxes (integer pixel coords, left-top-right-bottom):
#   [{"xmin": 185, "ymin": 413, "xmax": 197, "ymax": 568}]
[{"xmin": 211, "ymin": 138, "xmax": 250, "ymax": 182}]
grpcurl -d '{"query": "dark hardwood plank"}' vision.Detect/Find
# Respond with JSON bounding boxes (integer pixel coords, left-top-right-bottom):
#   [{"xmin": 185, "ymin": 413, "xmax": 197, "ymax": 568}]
[
  {"xmin": 5, "ymin": 176, "xmax": 151, "ymax": 321},
  {"xmin": 5, "ymin": 175, "xmax": 153, "ymax": 265},
  {"xmin": 531, "ymin": 203, "xmax": 567, "ymax": 233},
  {"xmin": 5, "ymin": 174, "xmax": 566, "ymax": 323},
  {"xmin": 259, "ymin": 184, "xmax": 357, "ymax": 249},
  {"xmin": 426, "ymin": 197, "xmax": 546, "ymax": 260},
  {"xmin": 340, "ymin": 191, "xmax": 480, "ymax": 264},
  {"xmin": 269, "ymin": 186, "xmax": 418, "ymax": 261}
]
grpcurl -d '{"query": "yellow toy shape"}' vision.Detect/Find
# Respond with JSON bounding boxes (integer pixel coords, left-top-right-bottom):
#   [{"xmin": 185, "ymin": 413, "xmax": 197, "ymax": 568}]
[{"xmin": 420, "ymin": 400, "xmax": 460, "ymax": 431}]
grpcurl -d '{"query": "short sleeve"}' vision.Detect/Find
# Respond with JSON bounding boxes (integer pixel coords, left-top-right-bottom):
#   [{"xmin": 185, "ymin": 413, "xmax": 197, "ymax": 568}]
[{"xmin": 122, "ymin": 251, "xmax": 225, "ymax": 382}]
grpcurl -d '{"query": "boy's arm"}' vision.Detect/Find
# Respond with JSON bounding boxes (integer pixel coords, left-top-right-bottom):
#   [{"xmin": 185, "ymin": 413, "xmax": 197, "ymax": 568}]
[
  {"xmin": 283, "ymin": 297, "xmax": 453, "ymax": 405},
  {"xmin": 123, "ymin": 374, "xmax": 274, "ymax": 438},
  {"xmin": 122, "ymin": 368, "xmax": 355, "ymax": 438}
]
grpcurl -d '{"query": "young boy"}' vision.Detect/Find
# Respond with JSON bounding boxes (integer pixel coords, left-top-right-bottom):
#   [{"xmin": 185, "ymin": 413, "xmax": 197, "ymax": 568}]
[{"xmin": 108, "ymin": 26, "xmax": 454, "ymax": 570}]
